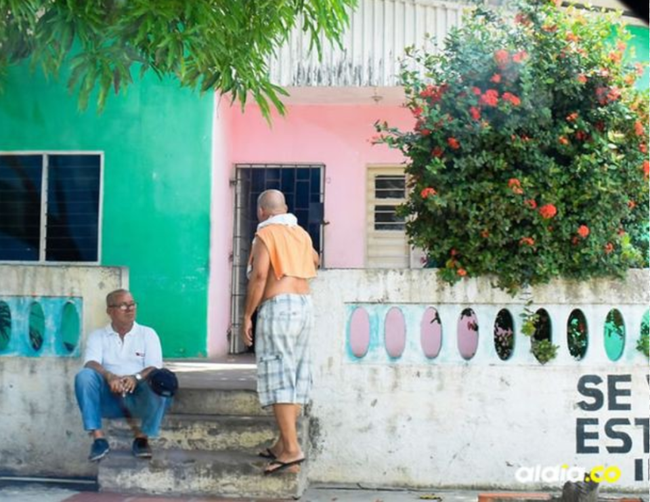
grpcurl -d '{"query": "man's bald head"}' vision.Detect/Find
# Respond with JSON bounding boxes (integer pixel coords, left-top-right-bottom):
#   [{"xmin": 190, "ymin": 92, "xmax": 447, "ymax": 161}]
[{"xmin": 257, "ymin": 190, "xmax": 287, "ymax": 216}]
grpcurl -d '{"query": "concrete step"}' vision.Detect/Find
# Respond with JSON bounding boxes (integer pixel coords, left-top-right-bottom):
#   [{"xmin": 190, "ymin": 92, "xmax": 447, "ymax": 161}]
[
  {"xmin": 171, "ymin": 387, "xmax": 271, "ymax": 417},
  {"xmin": 107, "ymin": 414, "xmax": 307, "ymax": 453},
  {"xmin": 98, "ymin": 449, "xmax": 308, "ymax": 499}
]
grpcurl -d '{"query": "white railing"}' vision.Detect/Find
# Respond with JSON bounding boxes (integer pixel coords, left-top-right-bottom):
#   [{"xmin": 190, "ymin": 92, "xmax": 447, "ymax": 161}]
[{"xmin": 269, "ymin": 0, "xmax": 467, "ymax": 87}]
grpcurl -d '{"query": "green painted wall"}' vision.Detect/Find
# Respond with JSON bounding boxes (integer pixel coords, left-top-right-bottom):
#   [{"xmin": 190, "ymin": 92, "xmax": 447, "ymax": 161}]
[
  {"xmin": 0, "ymin": 64, "xmax": 213, "ymax": 358},
  {"xmin": 625, "ymin": 25, "xmax": 649, "ymax": 90}
]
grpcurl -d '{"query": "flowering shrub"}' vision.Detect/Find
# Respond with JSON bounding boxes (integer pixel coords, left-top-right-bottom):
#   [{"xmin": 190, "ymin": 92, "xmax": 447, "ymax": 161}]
[{"xmin": 376, "ymin": 0, "xmax": 649, "ymax": 293}]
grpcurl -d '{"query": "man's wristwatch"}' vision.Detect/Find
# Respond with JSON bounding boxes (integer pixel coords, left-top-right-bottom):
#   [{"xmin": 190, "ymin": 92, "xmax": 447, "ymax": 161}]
[{"xmin": 134, "ymin": 373, "xmax": 143, "ymax": 382}]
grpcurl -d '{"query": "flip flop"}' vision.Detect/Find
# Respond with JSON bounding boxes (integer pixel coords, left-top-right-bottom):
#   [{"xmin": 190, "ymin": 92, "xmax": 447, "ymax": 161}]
[
  {"xmin": 257, "ymin": 448, "xmax": 276, "ymax": 460},
  {"xmin": 263, "ymin": 457, "xmax": 306, "ymax": 476}
]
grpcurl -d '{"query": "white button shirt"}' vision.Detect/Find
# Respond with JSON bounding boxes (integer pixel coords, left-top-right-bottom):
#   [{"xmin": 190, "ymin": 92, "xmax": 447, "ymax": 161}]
[{"xmin": 83, "ymin": 322, "xmax": 163, "ymax": 376}]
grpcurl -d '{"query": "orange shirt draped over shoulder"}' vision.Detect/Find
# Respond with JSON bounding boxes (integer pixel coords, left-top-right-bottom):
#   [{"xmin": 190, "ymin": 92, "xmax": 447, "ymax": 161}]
[{"xmin": 256, "ymin": 224, "xmax": 318, "ymax": 281}]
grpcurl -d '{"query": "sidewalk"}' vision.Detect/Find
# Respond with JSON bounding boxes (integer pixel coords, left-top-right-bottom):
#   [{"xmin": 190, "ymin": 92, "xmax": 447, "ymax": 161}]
[
  {"xmin": 0, "ymin": 481, "xmax": 645, "ymax": 502},
  {"xmin": 0, "ymin": 483, "xmax": 482, "ymax": 502}
]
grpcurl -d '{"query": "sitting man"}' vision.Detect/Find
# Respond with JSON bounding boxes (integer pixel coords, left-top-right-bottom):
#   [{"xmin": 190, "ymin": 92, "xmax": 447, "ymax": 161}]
[{"xmin": 74, "ymin": 288, "xmax": 170, "ymax": 462}]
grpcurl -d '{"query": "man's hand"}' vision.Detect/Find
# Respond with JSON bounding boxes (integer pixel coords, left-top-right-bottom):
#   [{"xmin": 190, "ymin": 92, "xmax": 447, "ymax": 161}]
[
  {"xmin": 120, "ymin": 376, "xmax": 137, "ymax": 394},
  {"xmin": 106, "ymin": 373, "xmax": 125, "ymax": 394},
  {"xmin": 241, "ymin": 317, "xmax": 253, "ymax": 347}
]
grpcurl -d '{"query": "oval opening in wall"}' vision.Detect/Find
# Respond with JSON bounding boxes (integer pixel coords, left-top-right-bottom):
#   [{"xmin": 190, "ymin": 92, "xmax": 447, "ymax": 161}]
[
  {"xmin": 420, "ymin": 307, "xmax": 442, "ymax": 359},
  {"xmin": 493, "ymin": 309, "xmax": 514, "ymax": 361},
  {"xmin": 457, "ymin": 308, "xmax": 479, "ymax": 360},
  {"xmin": 60, "ymin": 302, "xmax": 81, "ymax": 353},
  {"xmin": 0, "ymin": 301, "xmax": 11, "ymax": 352},
  {"xmin": 604, "ymin": 309, "xmax": 625, "ymax": 362},
  {"xmin": 385, "ymin": 307, "xmax": 406, "ymax": 358},
  {"xmin": 349, "ymin": 307, "xmax": 370, "ymax": 358},
  {"xmin": 29, "ymin": 302, "xmax": 45, "ymax": 352},
  {"xmin": 567, "ymin": 309, "xmax": 588, "ymax": 360}
]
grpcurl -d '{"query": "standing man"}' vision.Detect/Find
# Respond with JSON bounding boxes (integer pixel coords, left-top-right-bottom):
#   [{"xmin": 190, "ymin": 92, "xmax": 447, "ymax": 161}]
[
  {"xmin": 242, "ymin": 189, "xmax": 319, "ymax": 475},
  {"xmin": 75, "ymin": 289, "xmax": 170, "ymax": 462}
]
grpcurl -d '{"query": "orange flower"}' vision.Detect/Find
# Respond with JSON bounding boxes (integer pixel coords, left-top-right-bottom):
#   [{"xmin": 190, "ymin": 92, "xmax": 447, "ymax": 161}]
[
  {"xmin": 628, "ymin": 200, "xmax": 636, "ymax": 210},
  {"xmin": 608, "ymin": 51, "xmax": 622, "ymax": 64},
  {"xmin": 447, "ymin": 137, "xmax": 460, "ymax": 150},
  {"xmin": 616, "ymin": 41, "xmax": 627, "ymax": 51},
  {"xmin": 577, "ymin": 225, "xmax": 590, "ymax": 238},
  {"xmin": 502, "ymin": 92, "xmax": 521, "ymax": 106},
  {"xmin": 566, "ymin": 112, "xmax": 579, "ymax": 122},
  {"xmin": 641, "ymin": 143, "xmax": 648, "ymax": 154},
  {"xmin": 481, "ymin": 229, "xmax": 489, "ymax": 238},
  {"xmin": 524, "ymin": 199, "xmax": 537, "ymax": 209},
  {"xmin": 566, "ymin": 33, "xmax": 579, "ymax": 43},
  {"xmin": 604, "ymin": 243, "xmax": 614, "ymax": 254},
  {"xmin": 519, "ymin": 237, "xmax": 535, "ymax": 246},
  {"xmin": 457, "ymin": 268, "xmax": 467, "ymax": 277},
  {"xmin": 539, "ymin": 204, "xmax": 557, "ymax": 219},
  {"xmin": 512, "ymin": 50, "xmax": 528, "ymax": 63},
  {"xmin": 421, "ymin": 187, "xmax": 437, "ymax": 198},
  {"xmin": 508, "ymin": 178, "xmax": 521, "ymax": 189},
  {"xmin": 469, "ymin": 106, "xmax": 481, "ymax": 121},
  {"xmin": 575, "ymin": 130, "xmax": 588, "ymax": 141},
  {"xmin": 634, "ymin": 121, "xmax": 644, "ymax": 136},
  {"xmin": 643, "ymin": 160, "xmax": 649, "ymax": 178},
  {"xmin": 472, "ymin": 86, "xmax": 482, "ymax": 96},
  {"xmin": 577, "ymin": 74, "xmax": 587, "ymax": 84},
  {"xmin": 635, "ymin": 62, "xmax": 645, "ymax": 76},
  {"xmin": 558, "ymin": 136, "xmax": 569, "ymax": 145},
  {"xmin": 494, "ymin": 49, "xmax": 509, "ymax": 67},
  {"xmin": 490, "ymin": 74, "xmax": 502, "ymax": 83},
  {"xmin": 480, "ymin": 89, "xmax": 499, "ymax": 107},
  {"xmin": 450, "ymin": 248, "xmax": 458, "ymax": 256},
  {"xmin": 431, "ymin": 146, "xmax": 444, "ymax": 158},
  {"xmin": 624, "ymin": 74, "xmax": 636, "ymax": 86}
]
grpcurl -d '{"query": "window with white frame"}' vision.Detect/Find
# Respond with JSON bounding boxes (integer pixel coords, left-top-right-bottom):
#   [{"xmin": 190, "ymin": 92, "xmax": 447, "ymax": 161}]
[
  {"xmin": 0, "ymin": 153, "xmax": 102, "ymax": 262},
  {"xmin": 366, "ymin": 166, "xmax": 425, "ymax": 269}
]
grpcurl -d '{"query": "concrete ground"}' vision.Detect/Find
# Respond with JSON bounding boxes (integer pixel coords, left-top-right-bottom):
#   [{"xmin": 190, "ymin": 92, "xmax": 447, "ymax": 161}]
[{"xmin": 0, "ymin": 483, "xmax": 483, "ymax": 502}]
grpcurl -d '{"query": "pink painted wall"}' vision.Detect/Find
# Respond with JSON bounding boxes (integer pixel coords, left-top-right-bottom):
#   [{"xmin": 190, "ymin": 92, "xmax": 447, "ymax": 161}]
[
  {"xmin": 210, "ymin": 102, "xmax": 413, "ymax": 357},
  {"xmin": 229, "ymin": 104, "xmax": 414, "ymax": 268},
  {"xmin": 208, "ymin": 97, "xmax": 234, "ymax": 357}
]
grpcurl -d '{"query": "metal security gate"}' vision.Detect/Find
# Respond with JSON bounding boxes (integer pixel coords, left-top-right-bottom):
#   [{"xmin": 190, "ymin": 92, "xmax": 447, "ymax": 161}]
[{"xmin": 229, "ymin": 164, "xmax": 325, "ymax": 353}]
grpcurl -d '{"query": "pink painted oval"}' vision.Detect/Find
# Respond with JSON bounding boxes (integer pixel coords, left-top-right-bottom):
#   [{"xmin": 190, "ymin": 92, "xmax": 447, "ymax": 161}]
[
  {"xmin": 457, "ymin": 308, "xmax": 479, "ymax": 360},
  {"xmin": 349, "ymin": 307, "xmax": 370, "ymax": 358},
  {"xmin": 385, "ymin": 307, "xmax": 406, "ymax": 358},
  {"xmin": 420, "ymin": 307, "xmax": 442, "ymax": 358}
]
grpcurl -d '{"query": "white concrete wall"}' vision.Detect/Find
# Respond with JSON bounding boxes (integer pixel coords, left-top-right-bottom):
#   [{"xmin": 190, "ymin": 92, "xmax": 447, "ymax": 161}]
[
  {"xmin": 0, "ymin": 265, "xmax": 128, "ymax": 478},
  {"xmin": 308, "ymin": 269, "xmax": 649, "ymax": 491}
]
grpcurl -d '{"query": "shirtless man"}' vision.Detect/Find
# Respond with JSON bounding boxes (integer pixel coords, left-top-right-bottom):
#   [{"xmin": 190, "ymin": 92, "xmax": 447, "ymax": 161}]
[{"xmin": 242, "ymin": 189, "xmax": 319, "ymax": 475}]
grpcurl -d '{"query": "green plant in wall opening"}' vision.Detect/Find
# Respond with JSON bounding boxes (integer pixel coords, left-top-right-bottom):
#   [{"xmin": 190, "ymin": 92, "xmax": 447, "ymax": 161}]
[
  {"xmin": 521, "ymin": 306, "xmax": 559, "ymax": 363},
  {"xmin": 375, "ymin": 0, "xmax": 649, "ymax": 295},
  {"xmin": 531, "ymin": 338, "xmax": 559, "ymax": 364},
  {"xmin": 567, "ymin": 312, "xmax": 588, "ymax": 359}
]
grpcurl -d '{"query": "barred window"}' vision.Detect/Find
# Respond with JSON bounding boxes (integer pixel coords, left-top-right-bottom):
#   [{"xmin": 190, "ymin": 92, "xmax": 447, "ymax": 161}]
[{"xmin": 0, "ymin": 153, "xmax": 102, "ymax": 262}]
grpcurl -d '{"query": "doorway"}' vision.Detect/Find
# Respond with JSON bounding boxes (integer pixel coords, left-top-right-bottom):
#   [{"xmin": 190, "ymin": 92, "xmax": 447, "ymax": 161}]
[{"xmin": 229, "ymin": 164, "xmax": 325, "ymax": 353}]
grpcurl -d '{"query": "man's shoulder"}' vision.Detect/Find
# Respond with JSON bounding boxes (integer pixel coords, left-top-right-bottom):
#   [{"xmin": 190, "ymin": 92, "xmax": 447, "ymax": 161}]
[
  {"xmin": 134, "ymin": 323, "xmax": 160, "ymax": 339},
  {"xmin": 88, "ymin": 324, "xmax": 110, "ymax": 339}
]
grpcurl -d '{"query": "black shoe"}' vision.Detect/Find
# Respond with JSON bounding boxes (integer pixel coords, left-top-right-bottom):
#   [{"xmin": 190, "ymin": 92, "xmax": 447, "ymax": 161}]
[
  {"xmin": 132, "ymin": 437, "xmax": 152, "ymax": 459},
  {"xmin": 88, "ymin": 438, "xmax": 110, "ymax": 462}
]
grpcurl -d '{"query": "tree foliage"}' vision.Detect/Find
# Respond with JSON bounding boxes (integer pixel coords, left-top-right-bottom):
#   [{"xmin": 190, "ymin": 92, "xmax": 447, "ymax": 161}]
[
  {"xmin": 0, "ymin": 0, "xmax": 355, "ymax": 115},
  {"xmin": 376, "ymin": 0, "xmax": 649, "ymax": 294}
]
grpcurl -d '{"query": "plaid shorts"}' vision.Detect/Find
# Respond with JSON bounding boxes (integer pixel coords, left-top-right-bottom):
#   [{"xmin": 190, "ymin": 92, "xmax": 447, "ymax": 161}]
[{"xmin": 255, "ymin": 294, "xmax": 313, "ymax": 407}]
